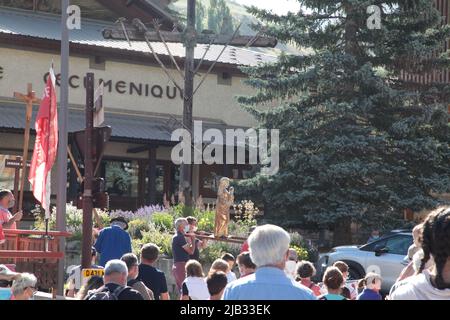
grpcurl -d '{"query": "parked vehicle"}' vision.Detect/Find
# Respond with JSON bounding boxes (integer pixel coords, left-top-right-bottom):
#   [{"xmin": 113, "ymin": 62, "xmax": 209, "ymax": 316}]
[{"xmin": 317, "ymin": 231, "xmax": 413, "ymax": 292}]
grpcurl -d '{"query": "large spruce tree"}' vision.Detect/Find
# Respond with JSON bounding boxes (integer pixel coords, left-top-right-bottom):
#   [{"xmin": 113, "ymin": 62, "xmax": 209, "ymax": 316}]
[{"xmin": 237, "ymin": 0, "xmax": 450, "ymax": 244}]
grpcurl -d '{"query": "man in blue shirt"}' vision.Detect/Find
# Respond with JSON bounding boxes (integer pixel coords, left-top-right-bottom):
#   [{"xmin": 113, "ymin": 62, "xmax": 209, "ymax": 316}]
[
  {"xmin": 94, "ymin": 217, "xmax": 132, "ymax": 267},
  {"xmin": 223, "ymin": 224, "xmax": 316, "ymax": 300}
]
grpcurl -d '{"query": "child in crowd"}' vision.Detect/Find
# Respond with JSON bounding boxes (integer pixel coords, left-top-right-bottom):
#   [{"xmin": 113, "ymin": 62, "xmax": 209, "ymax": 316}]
[
  {"xmin": 296, "ymin": 261, "xmax": 322, "ymax": 296},
  {"xmin": 333, "ymin": 261, "xmax": 357, "ymax": 299},
  {"xmin": 357, "ymin": 273, "xmax": 383, "ymax": 300},
  {"xmin": 319, "ymin": 267, "xmax": 347, "ymax": 300},
  {"xmin": 237, "ymin": 251, "xmax": 256, "ymax": 277},
  {"xmin": 207, "ymin": 271, "xmax": 228, "ymax": 300},
  {"xmin": 221, "ymin": 253, "xmax": 237, "ymax": 283}
]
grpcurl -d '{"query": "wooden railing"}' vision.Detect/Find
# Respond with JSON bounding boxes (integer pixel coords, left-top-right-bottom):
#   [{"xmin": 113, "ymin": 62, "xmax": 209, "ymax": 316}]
[{"xmin": 0, "ymin": 229, "xmax": 72, "ymax": 264}]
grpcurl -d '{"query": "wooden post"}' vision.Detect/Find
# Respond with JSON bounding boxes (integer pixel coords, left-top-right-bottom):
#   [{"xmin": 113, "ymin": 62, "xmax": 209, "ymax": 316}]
[
  {"xmin": 13, "ymin": 83, "xmax": 41, "ymax": 226},
  {"xmin": 82, "ymin": 73, "xmax": 95, "ymax": 270},
  {"xmin": 12, "ymin": 156, "xmax": 21, "ymax": 214},
  {"xmin": 148, "ymin": 147, "xmax": 157, "ymax": 205}
]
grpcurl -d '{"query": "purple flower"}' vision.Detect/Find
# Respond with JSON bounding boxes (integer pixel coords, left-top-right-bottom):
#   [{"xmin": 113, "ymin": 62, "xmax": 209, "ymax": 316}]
[{"xmin": 110, "ymin": 205, "xmax": 167, "ymax": 221}]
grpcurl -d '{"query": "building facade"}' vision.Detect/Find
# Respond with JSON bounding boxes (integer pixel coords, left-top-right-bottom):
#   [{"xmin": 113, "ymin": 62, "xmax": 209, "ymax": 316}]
[{"xmin": 0, "ymin": 5, "xmax": 277, "ymax": 219}]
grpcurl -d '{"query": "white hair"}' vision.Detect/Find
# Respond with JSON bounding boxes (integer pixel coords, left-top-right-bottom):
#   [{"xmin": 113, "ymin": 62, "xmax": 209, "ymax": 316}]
[
  {"xmin": 174, "ymin": 217, "xmax": 188, "ymax": 231},
  {"xmin": 11, "ymin": 273, "xmax": 37, "ymax": 296},
  {"xmin": 104, "ymin": 259, "xmax": 128, "ymax": 276},
  {"xmin": 248, "ymin": 224, "xmax": 290, "ymax": 267}
]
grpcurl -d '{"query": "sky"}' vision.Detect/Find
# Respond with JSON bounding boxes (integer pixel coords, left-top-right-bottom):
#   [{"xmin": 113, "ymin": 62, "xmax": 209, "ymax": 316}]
[{"xmin": 233, "ymin": 0, "xmax": 300, "ymax": 15}]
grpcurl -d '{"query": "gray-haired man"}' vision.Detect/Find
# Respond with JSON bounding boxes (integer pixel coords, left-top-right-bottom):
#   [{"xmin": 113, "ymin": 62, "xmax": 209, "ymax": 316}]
[{"xmin": 171, "ymin": 217, "xmax": 195, "ymax": 291}]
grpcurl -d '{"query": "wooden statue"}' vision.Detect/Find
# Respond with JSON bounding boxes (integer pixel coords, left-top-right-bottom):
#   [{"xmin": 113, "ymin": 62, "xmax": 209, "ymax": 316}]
[{"xmin": 214, "ymin": 177, "xmax": 234, "ymax": 238}]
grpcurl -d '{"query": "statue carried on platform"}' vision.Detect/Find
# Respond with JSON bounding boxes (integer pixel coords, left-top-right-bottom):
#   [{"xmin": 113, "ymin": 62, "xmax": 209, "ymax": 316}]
[{"xmin": 214, "ymin": 177, "xmax": 234, "ymax": 238}]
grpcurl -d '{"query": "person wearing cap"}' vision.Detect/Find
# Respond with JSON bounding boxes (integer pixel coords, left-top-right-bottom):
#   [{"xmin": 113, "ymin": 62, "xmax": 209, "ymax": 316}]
[
  {"xmin": 94, "ymin": 216, "xmax": 132, "ymax": 267},
  {"xmin": 65, "ymin": 247, "xmax": 103, "ymax": 298},
  {"xmin": 357, "ymin": 272, "xmax": 383, "ymax": 300}
]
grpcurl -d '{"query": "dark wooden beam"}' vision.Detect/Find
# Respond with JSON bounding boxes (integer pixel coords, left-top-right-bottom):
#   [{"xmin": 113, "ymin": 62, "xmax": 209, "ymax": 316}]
[
  {"xmin": 147, "ymin": 147, "xmax": 157, "ymax": 205},
  {"xmin": 127, "ymin": 144, "xmax": 160, "ymax": 153}
]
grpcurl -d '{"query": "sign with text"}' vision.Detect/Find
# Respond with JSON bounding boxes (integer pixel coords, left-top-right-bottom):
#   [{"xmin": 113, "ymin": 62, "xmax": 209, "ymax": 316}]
[
  {"xmin": 5, "ymin": 159, "xmax": 31, "ymax": 169},
  {"xmin": 81, "ymin": 268, "xmax": 105, "ymax": 287}
]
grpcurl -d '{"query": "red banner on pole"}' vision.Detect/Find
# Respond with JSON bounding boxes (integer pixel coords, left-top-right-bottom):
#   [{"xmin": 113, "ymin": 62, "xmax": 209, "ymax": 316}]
[{"xmin": 29, "ymin": 67, "xmax": 58, "ymax": 219}]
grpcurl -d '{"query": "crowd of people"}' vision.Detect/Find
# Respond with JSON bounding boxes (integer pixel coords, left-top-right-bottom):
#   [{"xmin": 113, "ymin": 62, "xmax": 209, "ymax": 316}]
[{"xmin": 1, "ymin": 183, "xmax": 450, "ymax": 300}]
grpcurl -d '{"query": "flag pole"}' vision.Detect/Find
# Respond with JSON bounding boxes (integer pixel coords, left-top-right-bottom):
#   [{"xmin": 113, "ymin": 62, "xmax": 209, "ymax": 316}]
[{"xmin": 56, "ymin": 0, "xmax": 70, "ymax": 295}]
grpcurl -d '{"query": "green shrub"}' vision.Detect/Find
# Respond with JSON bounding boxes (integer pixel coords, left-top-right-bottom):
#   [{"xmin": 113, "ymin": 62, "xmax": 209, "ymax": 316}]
[
  {"xmin": 128, "ymin": 219, "xmax": 150, "ymax": 239},
  {"xmin": 289, "ymin": 231, "xmax": 318, "ymax": 262},
  {"xmin": 169, "ymin": 204, "xmax": 184, "ymax": 219},
  {"xmin": 197, "ymin": 211, "xmax": 215, "ymax": 233},
  {"xmin": 132, "ymin": 238, "xmax": 144, "ymax": 256},
  {"xmin": 291, "ymin": 245, "xmax": 309, "ymax": 261},
  {"xmin": 229, "ymin": 220, "xmax": 256, "ymax": 238},
  {"xmin": 151, "ymin": 212, "xmax": 174, "ymax": 231},
  {"xmin": 140, "ymin": 224, "xmax": 173, "ymax": 258},
  {"xmin": 199, "ymin": 240, "xmax": 241, "ymax": 265}
]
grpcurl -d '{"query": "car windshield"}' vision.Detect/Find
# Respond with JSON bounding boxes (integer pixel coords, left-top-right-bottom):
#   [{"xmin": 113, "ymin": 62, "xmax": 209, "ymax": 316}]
[{"xmin": 360, "ymin": 234, "xmax": 412, "ymax": 255}]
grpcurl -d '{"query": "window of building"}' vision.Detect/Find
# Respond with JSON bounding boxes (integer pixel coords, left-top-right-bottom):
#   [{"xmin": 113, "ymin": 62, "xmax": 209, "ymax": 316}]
[
  {"xmin": 217, "ymin": 72, "xmax": 232, "ymax": 86},
  {"xmin": 145, "ymin": 164, "xmax": 165, "ymax": 204},
  {"xmin": 104, "ymin": 160, "xmax": 139, "ymax": 197},
  {"xmin": 89, "ymin": 55, "xmax": 106, "ymax": 70},
  {"xmin": 170, "ymin": 165, "xmax": 180, "ymax": 198}
]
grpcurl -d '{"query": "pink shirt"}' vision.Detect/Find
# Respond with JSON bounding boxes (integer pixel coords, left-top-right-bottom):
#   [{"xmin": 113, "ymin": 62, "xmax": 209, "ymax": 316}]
[
  {"xmin": 299, "ymin": 279, "xmax": 322, "ymax": 297},
  {"xmin": 0, "ymin": 207, "xmax": 16, "ymax": 230},
  {"xmin": 241, "ymin": 241, "xmax": 249, "ymax": 253},
  {"xmin": 0, "ymin": 223, "xmax": 5, "ymax": 244}
]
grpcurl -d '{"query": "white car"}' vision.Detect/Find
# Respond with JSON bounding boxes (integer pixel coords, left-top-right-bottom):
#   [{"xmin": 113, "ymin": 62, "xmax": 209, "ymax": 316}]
[{"xmin": 318, "ymin": 231, "xmax": 413, "ymax": 292}]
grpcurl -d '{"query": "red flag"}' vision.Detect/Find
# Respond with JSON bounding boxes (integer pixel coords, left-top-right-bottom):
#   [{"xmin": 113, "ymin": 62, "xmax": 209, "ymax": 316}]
[{"xmin": 29, "ymin": 67, "xmax": 58, "ymax": 219}]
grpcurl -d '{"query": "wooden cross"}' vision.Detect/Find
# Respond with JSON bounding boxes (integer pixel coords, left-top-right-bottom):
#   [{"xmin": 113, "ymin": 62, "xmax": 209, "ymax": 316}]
[{"xmin": 13, "ymin": 83, "xmax": 41, "ymax": 220}]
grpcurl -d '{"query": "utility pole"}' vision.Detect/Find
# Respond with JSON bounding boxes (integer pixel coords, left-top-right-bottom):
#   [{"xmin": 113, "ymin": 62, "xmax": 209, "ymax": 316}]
[
  {"xmin": 56, "ymin": 0, "xmax": 69, "ymax": 295},
  {"xmin": 180, "ymin": 0, "xmax": 196, "ymax": 208},
  {"xmin": 81, "ymin": 73, "xmax": 94, "ymax": 269}
]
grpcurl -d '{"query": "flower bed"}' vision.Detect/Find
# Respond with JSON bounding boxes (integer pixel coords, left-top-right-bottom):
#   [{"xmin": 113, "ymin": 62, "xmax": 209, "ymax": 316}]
[{"xmin": 32, "ymin": 201, "xmax": 315, "ymax": 265}]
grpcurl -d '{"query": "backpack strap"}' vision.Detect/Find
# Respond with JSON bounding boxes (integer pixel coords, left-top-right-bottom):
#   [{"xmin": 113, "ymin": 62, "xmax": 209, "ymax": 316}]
[
  {"xmin": 110, "ymin": 285, "xmax": 128, "ymax": 300},
  {"xmin": 84, "ymin": 286, "xmax": 108, "ymax": 300}
]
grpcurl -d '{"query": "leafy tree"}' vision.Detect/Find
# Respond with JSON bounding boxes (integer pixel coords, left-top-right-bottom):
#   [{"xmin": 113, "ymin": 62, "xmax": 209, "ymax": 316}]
[
  {"xmin": 196, "ymin": 1, "xmax": 206, "ymax": 32},
  {"xmin": 238, "ymin": 0, "xmax": 450, "ymax": 245},
  {"xmin": 220, "ymin": 5, "xmax": 234, "ymax": 35},
  {"xmin": 207, "ymin": 0, "xmax": 234, "ymax": 34},
  {"xmin": 207, "ymin": 0, "xmax": 219, "ymax": 32}
]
